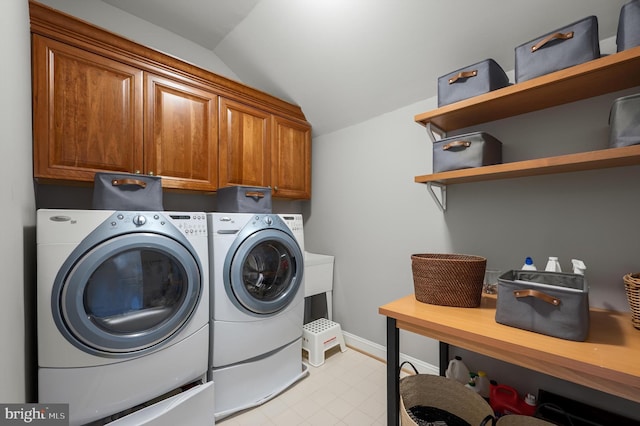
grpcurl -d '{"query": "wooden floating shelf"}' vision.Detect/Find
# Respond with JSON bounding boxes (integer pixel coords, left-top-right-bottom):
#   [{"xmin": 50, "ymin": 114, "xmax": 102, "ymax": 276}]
[
  {"xmin": 414, "ymin": 46, "xmax": 640, "ymax": 132},
  {"xmin": 415, "ymin": 145, "xmax": 640, "ymax": 185}
]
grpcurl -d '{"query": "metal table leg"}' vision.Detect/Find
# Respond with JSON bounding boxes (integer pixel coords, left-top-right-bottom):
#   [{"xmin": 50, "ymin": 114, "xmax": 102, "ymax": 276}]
[
  {"xmin": 439, "ymin": 341, "xmax": 449, "ymax": 376},
  {"xmin": 387, "ymin": 317, "xmax": 399, "ymax": 426}
]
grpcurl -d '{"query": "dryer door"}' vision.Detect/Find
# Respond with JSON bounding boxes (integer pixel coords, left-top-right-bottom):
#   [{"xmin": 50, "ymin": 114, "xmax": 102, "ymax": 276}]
[
  {"xmin": 53, "ymin": 233, "xmax": 201, "ymax": 356},
  {"xmin": 227, "ymin": 228, "xmax": 303, "ymax": 315}
]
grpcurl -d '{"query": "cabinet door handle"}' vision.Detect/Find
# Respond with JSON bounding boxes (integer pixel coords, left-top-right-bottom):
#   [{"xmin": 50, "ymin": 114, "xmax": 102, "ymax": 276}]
[
  {"xmin": 148, "ymin": 171, "xmax": 155, "ymax": 176},
  {"xmin": 513, "ymin": 289, "xmax": 561, "ymax": 306},
  {"xmin": 448, "ymin": 70, "xmax": 477, "ymax": 84},
  {"xmin": 111, "ymin": 178, "xmax": 147, "ymax": 188},
  {"xmin": 531, "ymin": 31, "xmax": 574, "ymax": 52}
]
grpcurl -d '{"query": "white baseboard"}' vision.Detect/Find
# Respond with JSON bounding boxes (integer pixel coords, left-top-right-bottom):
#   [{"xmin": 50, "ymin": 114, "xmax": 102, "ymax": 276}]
[{"xmin": 342, "ymin": 331, "xmax": 439, "ymax": 376}]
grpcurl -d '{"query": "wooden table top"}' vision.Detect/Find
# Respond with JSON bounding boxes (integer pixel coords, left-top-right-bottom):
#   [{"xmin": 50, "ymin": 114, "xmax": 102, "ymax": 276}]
[{"xmin": 380, "ymin": 294, "xmax": 640, "ymax": 403}]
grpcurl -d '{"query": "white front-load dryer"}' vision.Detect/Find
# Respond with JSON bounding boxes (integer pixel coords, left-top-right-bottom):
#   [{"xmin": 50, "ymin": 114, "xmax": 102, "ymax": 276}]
[
  {"xmin": 207, "ymin": 212, "xmax": 307, "ymax": 419},
  {"xmin": 37, "ymin": 209, "xmax": 211, "ymax": 425}
]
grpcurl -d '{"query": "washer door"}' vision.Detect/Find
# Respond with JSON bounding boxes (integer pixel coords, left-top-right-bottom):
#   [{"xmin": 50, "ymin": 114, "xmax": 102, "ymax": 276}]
[
  {"xmin": 227, "ymin": 228, "xmax": 303, "ymax": 315},
  {"xmin": 53, "ymin": 232, "xmax": 201, "ymax": 356}
]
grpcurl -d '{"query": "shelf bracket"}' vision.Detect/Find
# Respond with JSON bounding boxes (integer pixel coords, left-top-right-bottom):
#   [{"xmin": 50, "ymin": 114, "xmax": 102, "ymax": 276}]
[
  {"xmin": 426, "ymin": 182, "xmax": 447, "ymax": 212},
  {"xmin": 426, "ymin": 122, "xmax": 445, "ymax": 143}
]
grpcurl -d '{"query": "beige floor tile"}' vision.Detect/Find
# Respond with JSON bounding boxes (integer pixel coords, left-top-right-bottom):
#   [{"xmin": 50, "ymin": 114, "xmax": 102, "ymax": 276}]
[
  {"xmin": 341, "ymin": 407, "xmax": 379, "ymax": 426},
  {"xmin": 324, "ymin": 397, "xmax": 355, "ymax": 420}
]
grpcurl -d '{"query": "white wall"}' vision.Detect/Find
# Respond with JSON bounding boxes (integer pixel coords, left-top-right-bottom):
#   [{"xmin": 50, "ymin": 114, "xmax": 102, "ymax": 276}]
[
  {"xmin": 303, "ymin": 97, "xmax": 450, "ymax": 366},
  {"xmin": 0, "ymin": 0, "xmax": 36, "ymax": 402}
]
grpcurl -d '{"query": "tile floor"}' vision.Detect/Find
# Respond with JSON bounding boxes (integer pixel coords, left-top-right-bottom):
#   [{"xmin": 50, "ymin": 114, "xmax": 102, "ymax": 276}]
[{"xmin": 218, "ymin": 347, "xmax": 388, "ymax": 426}]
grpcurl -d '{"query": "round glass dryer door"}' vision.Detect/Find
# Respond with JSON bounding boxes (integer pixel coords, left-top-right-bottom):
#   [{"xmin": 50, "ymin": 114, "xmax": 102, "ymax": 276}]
[
  {"xmin": 228, "ymin": 229, "xmax": 302, "ymax": 315},
  {"xmin": 53, "ymin": 233, "xmax": 201, "ymax": 356}
]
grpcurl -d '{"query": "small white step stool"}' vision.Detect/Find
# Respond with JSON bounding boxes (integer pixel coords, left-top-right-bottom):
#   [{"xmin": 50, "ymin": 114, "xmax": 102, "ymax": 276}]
[{"xmin": 302, "ymin": 318, "xmax": 347, "ymax": 367}]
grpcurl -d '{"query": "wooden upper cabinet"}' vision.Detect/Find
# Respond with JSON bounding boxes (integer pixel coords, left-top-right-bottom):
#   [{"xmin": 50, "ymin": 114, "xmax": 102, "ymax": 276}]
[
  {"xmin": 145, "ymin": 74, "xmax": 218, "ymax": 191},
  {"xmin": 218, "ymin": 98, "xmax": 271, "ymax": 188},
  {"xmin": 219, "ymin": 98, "xmax": 312, "ymax": 199},
  {"xmin": 271, "ymin": 115, "xmax": 311, "ymax": 199},
  {"xmin": 32, "ymin": 34, "xmax": 218, "ymax": 191},
  {"xmin": 32, "ymin": 35, "xmax": 144, "ymax": 181}
]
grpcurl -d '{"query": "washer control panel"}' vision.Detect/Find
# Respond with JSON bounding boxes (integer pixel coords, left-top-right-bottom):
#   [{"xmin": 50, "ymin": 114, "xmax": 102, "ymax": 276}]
[
  {"xmin": 109, "ymin": 212, "xmax": 208, "ymax": 238},
  {"xmin": 167, "ymin": 213, "xmax": 207, "ymax": 237}
]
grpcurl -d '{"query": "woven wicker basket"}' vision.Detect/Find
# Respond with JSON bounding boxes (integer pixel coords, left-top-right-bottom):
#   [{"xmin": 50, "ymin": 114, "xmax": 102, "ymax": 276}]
[
  {"xmin": 411, "ymin": 254, "xmax": 486, "ymax": 307},
  {"xmin": 400, "ymin": 374, "xmax": 491, "ymax": 426},
  {"xmin": 623, "ymin": 273, "xmax": 640, "ymax": 329},
  {"xmin": 400, "ymin": 372, "xmax": 554, "ymax": 426}
]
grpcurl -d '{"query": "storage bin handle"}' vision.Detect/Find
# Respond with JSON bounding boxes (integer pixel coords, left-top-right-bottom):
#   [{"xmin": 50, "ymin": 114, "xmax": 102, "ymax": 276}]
[
  {"xmin": 514, "ymin": 289, "xmax": 560, "ymax": 306},
  {"xmin": 448, "ymin": 70, "xmax": 477, "ymax": 84},
  {"xmin": 111, "ymin": 178, "xmax": 147, "ymax": 188},
  {"xmin": 244, "ymin": 191, "xmax": 265, "ymax": 199},
  {"xmin": 442, "ymin": 140, "xmax": 471, "ymax": 151},
  {"xmin": 531, "ymin": 31, "xmax": 574, "ymax": 52}
]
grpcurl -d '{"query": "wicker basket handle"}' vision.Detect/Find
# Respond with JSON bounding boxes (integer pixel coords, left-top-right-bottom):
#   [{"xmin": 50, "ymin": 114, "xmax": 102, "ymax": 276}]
[
  {"xmin": 513, "ymin": 289, "xmax": 560, "ymax": 306},
  {"xmin": 399, "ymin": 361, "xmax": 419, "ymax": 376}
]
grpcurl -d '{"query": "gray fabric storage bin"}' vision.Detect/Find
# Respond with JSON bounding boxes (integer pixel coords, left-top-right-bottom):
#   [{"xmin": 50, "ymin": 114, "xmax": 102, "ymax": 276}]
[
  {"xmin": 515, "ymin": 16, "xmax": 600, "ymax": 83},
  {"xmin": 437, "ymin": 59, "xmax": 510, "ymax": 107},
  {"xmin": 609, "ymin": 93, "xmax": 640, "ymax": 148},
  {"xmin": 432, "ymin": 132, "xmax": 502, "ymax": 173},
  {"xmin": 92, "ymin": 172, "xmax": 163, "ymax": 211},
  {"xmin": 217, "ymin": 186, "xmax": 272, "ymax": 213},
  {"xmin": 617, "ymin": 0, "xmax": 640, "ymax": 52},
  {"xmin": 496, "ymin": 270, "xmax": 590, "ymax": 341}
]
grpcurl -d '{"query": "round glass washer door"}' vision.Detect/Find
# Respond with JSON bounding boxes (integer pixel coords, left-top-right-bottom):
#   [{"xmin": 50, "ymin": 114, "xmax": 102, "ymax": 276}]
[
  {"xmin": 53, "ymin": 232, "xmax": 201, "ymax": 356},
  {"xmin": 227, "ymin": 229, "xmax": 303, "ymax": 315}
]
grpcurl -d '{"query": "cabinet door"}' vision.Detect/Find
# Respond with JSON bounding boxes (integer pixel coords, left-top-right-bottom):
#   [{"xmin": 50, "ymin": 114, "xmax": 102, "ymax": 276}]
[
  {"xmin": 218, "ymin": 98, "xmax": 270, "ymax": 188},
  {"xmin": 145, "ymin": 74, "xmax": 218, "ymax": 191},
  {"xmin": 271, "ymin": 116, "xmax": 311, "ymax": 199},
  {"xmin": 32, "ymin": 35, "xmax": 143, "ymax": 182}
]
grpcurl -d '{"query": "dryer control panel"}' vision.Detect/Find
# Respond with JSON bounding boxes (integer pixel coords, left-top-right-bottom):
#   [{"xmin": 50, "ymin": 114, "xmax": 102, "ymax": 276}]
[
  {"xmin": 278, "ymin": 214, "xmax": 304, "ymax": 253},
  {"xmin": 279, "ymin": 215, "xmax": 303, "ymax": 233}
]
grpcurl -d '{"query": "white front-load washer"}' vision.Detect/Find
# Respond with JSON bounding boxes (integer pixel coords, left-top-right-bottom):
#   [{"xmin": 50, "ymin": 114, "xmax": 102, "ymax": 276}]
[
  {"xmin": 37, "ymin": 209, "xmax": 212, "ymax": 425},
  {"xmin": 207, "ymin": 213, "xmax": 307, "ymax": 419}
]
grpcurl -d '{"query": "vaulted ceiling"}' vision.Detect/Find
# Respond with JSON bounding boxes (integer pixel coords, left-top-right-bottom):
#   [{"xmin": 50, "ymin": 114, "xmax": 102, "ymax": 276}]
[{"xmin": 102, "ymin": 0, "xmax": 628, "ymax": 136}]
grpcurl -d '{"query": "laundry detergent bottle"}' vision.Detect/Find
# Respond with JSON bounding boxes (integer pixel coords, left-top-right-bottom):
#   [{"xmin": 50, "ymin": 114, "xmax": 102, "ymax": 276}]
[
  {"xmin": 475, "ymin": 370, "xmax": 491, "ymax": 400},
  {"xmin": 490, "ymin": 382, "xmax": 536, "ymax": 416},
  {"xmin": 445, "ymin": 356, "xmax": 470, "ymax": 384},
  {"xmin": 544, "ymin": 257, "xmax": 562, "ymax": 272}
]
